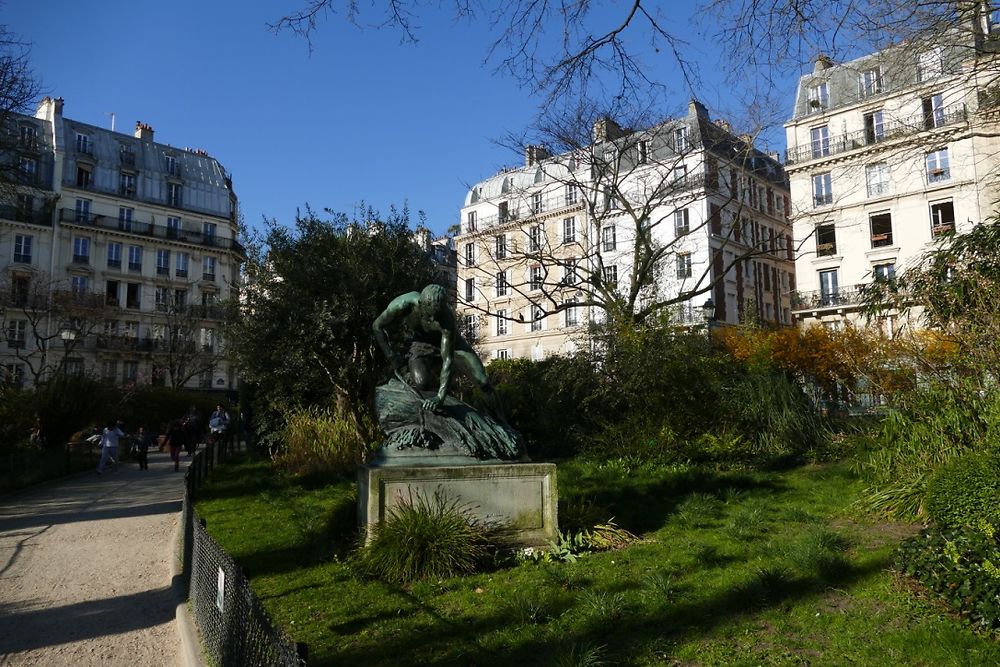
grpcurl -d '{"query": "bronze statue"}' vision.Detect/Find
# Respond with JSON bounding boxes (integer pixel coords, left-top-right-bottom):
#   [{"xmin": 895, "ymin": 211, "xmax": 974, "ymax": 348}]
[{"xmin": 372, "ymin": 284, "xmax": 522, "ymax": 463}]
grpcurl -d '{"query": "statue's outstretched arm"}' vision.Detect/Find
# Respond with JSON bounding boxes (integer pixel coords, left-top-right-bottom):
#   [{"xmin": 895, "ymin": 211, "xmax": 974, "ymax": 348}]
[{"xmin": 373, "ymin": 295, "xmax": 411, "ymax": 371}]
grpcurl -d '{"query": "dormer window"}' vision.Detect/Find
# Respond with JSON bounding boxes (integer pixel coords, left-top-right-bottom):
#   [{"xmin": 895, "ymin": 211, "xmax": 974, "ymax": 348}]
[
  {"xmin": 674, "ymin": 127, "xmax": 689, "ymax": 151},
  {"xmin": 75, "ymin": 132, "xmax": 92, "ymax": 155},
  {"xmin": 859, "ymin": 67, "xmax": 883, "ymax": 98},
  {"xmin": 918, "ymin": 47, "xmax": 943, "ymax": 82},
  {"xmin": 807, "ymin": 82, "xmax": 829, "ymax": 111}
]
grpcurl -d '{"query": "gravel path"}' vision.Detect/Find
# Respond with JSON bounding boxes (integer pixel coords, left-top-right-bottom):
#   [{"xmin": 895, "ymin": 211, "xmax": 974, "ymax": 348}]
[{"xmin": 0, "ymin": 449, "xmax": 186, "ymax": 666}]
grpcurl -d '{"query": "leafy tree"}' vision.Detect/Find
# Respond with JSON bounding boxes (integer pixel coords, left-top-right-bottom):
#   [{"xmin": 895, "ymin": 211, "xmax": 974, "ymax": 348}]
[{"xmin": 227, "ymin": 205, "xmax": 438, "ymax": 442}]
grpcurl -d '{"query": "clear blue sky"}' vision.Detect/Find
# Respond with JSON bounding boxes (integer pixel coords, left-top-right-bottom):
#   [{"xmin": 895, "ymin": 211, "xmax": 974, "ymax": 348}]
[{"xmin": 7, "ymin": 1, "xmax": 802, "ymax": 238}]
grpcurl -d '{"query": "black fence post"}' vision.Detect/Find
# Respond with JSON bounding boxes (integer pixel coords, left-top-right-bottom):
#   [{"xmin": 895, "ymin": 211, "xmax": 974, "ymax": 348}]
[{"xmin": 296, "ymin": 642, "xmax": 309, "ymax": 665}]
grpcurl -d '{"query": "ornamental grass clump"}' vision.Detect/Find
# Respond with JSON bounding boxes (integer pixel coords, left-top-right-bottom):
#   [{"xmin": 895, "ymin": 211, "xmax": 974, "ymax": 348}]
[{"xmin": 361, "ymin": 490, "xmax": 505, "ymax": 583}]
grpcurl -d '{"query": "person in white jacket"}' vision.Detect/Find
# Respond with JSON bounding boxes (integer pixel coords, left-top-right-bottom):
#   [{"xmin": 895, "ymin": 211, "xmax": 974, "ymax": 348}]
[{"xmin": 96, "ymin": 419, "xmax": 125, "ymax": 475}]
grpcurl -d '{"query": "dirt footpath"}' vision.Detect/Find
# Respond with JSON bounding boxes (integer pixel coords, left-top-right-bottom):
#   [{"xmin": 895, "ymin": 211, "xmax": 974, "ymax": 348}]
[{"xmin": 0, "ymin": 449, "xmax": 186, "ymax": 666}]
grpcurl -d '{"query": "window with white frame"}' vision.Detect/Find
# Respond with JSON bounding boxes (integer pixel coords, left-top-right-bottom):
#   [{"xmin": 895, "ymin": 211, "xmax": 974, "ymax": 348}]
[
  {"xmin": 672, "ymin": 165, "xmax": 688, "ymax": 185},
  {"xmin": 638, "ymin": 140, "xmax": 649, "ymax": 164},
  {"xmin": 71, "ymin": 275, "xmax": 89, "ymax": 296},
  {"xmin": 930, "ymin": 200, "xmax": 956, "ymax": 237},
  {"xmin": 73, "ymin": 237, "xmax": 90, "ymax": 263},
  {"xmin": 873, "ymin": 262, "xmax": 896, "ymax": 282},
  {"xmin": 176, "ymin": 252, "xmax": 189, "ymax": 277},
  {"xmin": 564, "ymin": 299, "xmax": 578, "ymax": 326},
  {"xmin": 167, "ymin": 216, "xmax": 180, "ymax": 238},
  {"xmin": 466, "ymin": 210, "xmax": 477, "ymax": 232},
  {"xmin": 128, "ymin": 245, "xmax": 142, "ymax": 272},
  {"xmin": 859, "ymin": 67, "xmax": 883, "ymax": 97},
  {"xmin": 495, "ymin": 349, "xmax": 510, "ymax": 360},
  {"xmin": 494, "ymin": 235, "xmax": 506, "ymax": 259},
  {"xmin": 866, "ymin": 162, "xmax": 890, "ymax": 197},
  {"xmin": 531, "ymin": 192, "xmax": 544, "ymax": 214},
  {"xmin": 463, "ymin": 314, "xmax": 479, "ymax": 342},
  {"xmin": 812, "ymin": 172, "xmax": 833, "ymax": 206},
  {"xmin": 816, "ymin": 223, "xmax": 837, "ymax": 256},
  {"xmin": 75, "ymin": 132, "xmax": 92, "ymax": 154},
  {"xmin": 4, "ymin": 363, "xmax": 25, "ymax": 388},
  {"xmin": 18, "ymin": 157, "xmax": 36, "ymax": 180},
  {"xmin": 120, "ymin": 172, "xmax": 136, "ymax": 197},
  {"xmin": 926, "ymin": 148, "xmax": 950, "ymax": 182},
  {"xmin": 495, "ymin": 270, "xmax": 508, "ymax": 297},
  {"xmin": 603, "ymin": 265, "xmax": 618, "ymax": 287},
  {"xmin": 528, "ymin": 225, "xmax": 543, "ymax": 252},
  {"xmin": 75, "ymin": 198, "xmax": 91, "ymax": 222},
  {"xmin": 174, "ymin": 289, "xmax": 187, "ymax": 307},
  {"xmin": 602, "ymin": 225, "xmax": 616, "ymax": 251},
  {"xmin": 564, "ymin": 184, "xmax": 577, "ymax": 206},
  {"xmin": 676, "ymin": 253, "xmax": 692, "ymax": 279},
  {"xmin": 530, "ymin": 265, "xmax": 543, "ymax": 291},
  {"xmin": 118, "ymin": 207, "xmax": 134, "ymax": 232},
  {"xmin": 496, "ymin": 309, "xmax": 508, "ymax": 336},
  {"xmin": 562, "ymin": 217, "xmax": 576, "ymax": 244},
  {"xmin": 674, "ymin": 209, "xmax": 690, "ymax": 236},
  {"xmin": 530, "ymin": 305, "xmax": 543, "ymax": 331},
  {"xmin": 156, "ymin": 249, "xmax": 171, "ymax": 275},
  {"xmin": 107, "ymin": 242, "xmax": 122, "ymax": 269},
  {"xmin": 922, "ymin": 93, "xmax": 946, "ymax": 129},
  {"xmin": 203, "ymin": 222, "xmax": 217, "ymax": 242},
  {"xmin": 6, "ymin": 320, "xmax": 26, "ymax": 349},
  {"xmin": 202, "ymin": 255, "xmax": 217, "ymax": 281},
  {"xmin": 674, "ymin": 127, "xmax": 689, "ymax": 151},
  {"xmin": 864, "ymin": 110, "xmax": 884, "ymax": 144},
  {"xmin": 123, "ymin": 361, "xmax": 138, "ymax": 383},
  {"xmin": 807, "ymin": 82, "xmax": 829, "ymax": 111},
  {"xmin": 869, "ymin": 212, "xmax": 893, "ymax": 248},
  {"xmin": 13, "ymin": 234, "xmax": 32, "ymax": 263},
  {"xmin": 918, "ymin": 47, "xmax": 943, "ymax": 82},
  {"xmin": 810, "ymin": 126, "xmax": 830, "ymax": 158},
  {"xmin": 126, "ymin": 283, "xmax": 141, "ymax": 309},
  {"xmin": 464, "ymin": 242, "xmax": 475, "ymax": 265},
  {"xmin": 155, "ymin": 286, "xmax": 170, "ymax": 312},
  {"xmin": 167, "ymin": 182, "xmax": 182, "ymax": 207},
  {"xmin": 563, "ymin": 259, "xmax": 578, "ymax": 285},
  {"xmin": 465, "ymin": 277, "xmax": 475, "ymax": 301}
]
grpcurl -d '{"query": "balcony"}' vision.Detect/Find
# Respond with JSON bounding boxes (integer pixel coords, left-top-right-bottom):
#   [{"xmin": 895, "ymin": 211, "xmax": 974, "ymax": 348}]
[
  {"xmin": 791, "ymin": 287, "xmax": 865, "ymax": 311},
  {"xmin": 72, "ymin": 254, "xmax": 89, "ymax": 264},
  {"xmin": 0, "ymin": 205, "xmax": 52, "ymax": 226},
  {"xmin": 59, "ymin": 208, "xmax": 245, "ymax": 253},
  {"xmin": 786, "ymin": 103, "xmax": 967, "ymax": 165},
  {"xmin": 108, "ymin": 259, "xmax": 121, "ymax": 270}
]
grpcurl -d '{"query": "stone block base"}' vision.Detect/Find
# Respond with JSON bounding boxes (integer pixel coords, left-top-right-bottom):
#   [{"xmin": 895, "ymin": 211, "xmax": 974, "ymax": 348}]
[{"xmin": 358, "ymin": 462, "xmax": 558, "ymax": 546}]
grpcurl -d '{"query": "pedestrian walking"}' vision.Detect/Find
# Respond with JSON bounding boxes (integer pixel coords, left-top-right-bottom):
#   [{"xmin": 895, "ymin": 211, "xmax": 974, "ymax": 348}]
[
  {"xmin": 208, "ymin": 403, "xmax": 230, "ymax": 447},
  {"xmin": 165, "ymin": 420, "xmax": 186, "ymax": 473},
  {"xmin": 96, "ymin": 419, "xmax": 125, "ymax": 475},
  {"xmin": 135, "ymin": 426, "xmax": 154, "ymax": 471},
  {"xmin": 182, "ymin": 408, "xmax": 201, "ymax": 458}
]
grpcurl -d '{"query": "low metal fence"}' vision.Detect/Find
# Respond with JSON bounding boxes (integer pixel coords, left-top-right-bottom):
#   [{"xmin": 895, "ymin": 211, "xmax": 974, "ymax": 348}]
[{"xmin": 180, "ymin": 438, "xmax": 307, "ymax": 666}]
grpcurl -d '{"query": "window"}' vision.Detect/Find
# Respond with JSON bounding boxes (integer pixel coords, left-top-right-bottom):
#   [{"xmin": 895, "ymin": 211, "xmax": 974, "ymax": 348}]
[
  {"xmin": 930, "ymin": 200, "xmax": 956, "ymax": 237},
  {"xmin": 756, "ymin": 186, "xmax": 766, "ymax": 213},
  {"xmin": 203, "ymin": 222, "xmax": 217, "ymax": 242},
  {"xmin": 564, "ymin": 300, "xmax": 579, "ymax": 326},
  {"xmin": 866, "ymin": 162, "xmax": 890, "ymax": 197},
  {"xmin": 819, "ymin": 269, "xmax": 839, "ymax": 305},
  {"xmin": 174, "ymin": 289, "xmax": 187, "ymax": 307},
  {"xmin": 176, "ymin": 252, "xmax": 189, "ymax": 278},
  {"xmin": 167, "ymin": 182, "xmax": 182, "ymax": 207},
  {"xmin": 76, "ymin": 165, "xmax": 92, "ymax": 188},
  {"xmin": 674, "ymin": 209, "xmax": 690, "ymax": 236},
  {"xmin": 531, "ymin": 192, "xmax": 544, "ymax": 214},
  {"xmin": 156, "ymin": 249, "xmax": 171, "ymax": 275},
  {"xmin": 495, "ymin": 349, "xmax": 510, "ymax": 360},
  {"xmin": 62, "ymin": 358, "xmax": 84, "ymax": 377},
  {"xmin": 498, "ymin": 201, "xmax": 509, "ymax": 224},
  {"xmin": 464, "ymin": 242, "xmax": 475, "ymax": 265},
  {"xmin": 676, "ymin": 253, "xmax": 692, "ymax": 279},
  {"xmin": 672, "ymin": 165, "xmax": 688, "ymax": 185},
  {"xmin": 816, "ymin": 223, "xmax": 837, "ymax": 256},
  {"xmin": 812, "ymin": 172, "xmax": 832, "ymax": 207},
  {"xmin": 602, "ymin": 225, "xmax": 616, "ymax": 251},
  {"xmin": 126, "ymin": 283, "xmax": 141, "ymax": 309},
  {"xmin": 530, "ymin": 305, "xmax": 543, "ymax": 332},
  {"xmin": 638, "ymin": 140, "xmax": 649, "ymax": 164},
  {"xmin": 13, "ymin": 234, "xmax": 32, "ymax": 263},
  {"xmin": 15, "ymin": 194, "xmax": 32, "ymax": 221},
  {"xmin": 810, "ymin": 126, "xmax": 830, "ymax": 158},
  {"xmin": 118, "ymin": 207, "xmax": 134, "ymax": 232},
  {"xmin": 71, "ymin": 275, "xmax": 89, "ymax": 296},
  {"xmin": 165, "ymin": 155, "xmax": 179, "ymax": 176},
  {"xmin": 466, "ymin": 210, "xmax": 477, "ymax": 232},
  {"xmin": 4, "ymin": 363, "xmax": 25, "ymax": 388},
  {"xmin": 918, "ymin": 47, "xmax": 943, "ymax": 82},
  {"xmin": 861, "ymin": 110, "xmax": 884, "ymax": 145},
  {"xmin": 464, "ymin": 277, "xmax": 475, "ymax": 301},
  {"xmin": 167, "ymin": 216, "xmax": 180, "ymax": 239},
  {"xmin": 530, "ymin": 265, "xmax": 543, "ymax": 291},
  {"xmin": 120, "ymin": 172, "xmax": 136, "ymax": 197},
  {"xmin": 74, "ymin": 199, "xmax": 91, "ymax": 222},
  {"xmin": 6, "ymin": 320, "xmax": 26, "ymax": 349},
  {"xmin": 564, "ymin": 185, "xmax": 577, "ymax": 206},
  {"xmin": 495, "ymin": 271, "xmax": 508, "ymax": 297},
  {"xmin": 105, "ymin": 242, "xmax": 122, "ymax": 269},
  {"xmin": 128, "ymin": 245, "xmax": 142, "ymax": 272},
  {"xmin": 18, "ymin": 157, "xmax": 36, "ymax": 181},
  {"xmin": 807, "ymin": 82, "xmax": 829, "ymax": 111},
  {"xmin": 922, "ymin": 93, "xmax": 945, "ymax": 129},
  {"xmin": 528, "ymin": 225, "xmax": 543, "ymax": 252},
  {"xmin": 463, "ymin": 315, "xmax": 479, "ymax": 342},
  {"xmin": 201, "ymin": 328, "xmax": 216, "ymax": 352},
  {"xmin": 19, "ymin": 124, "xmax": 36, "ymax": 147},
  {"xmin": 105, "ymin": 280, "xmax": 120, "ymax": 306},
  {"xmin": 926, "ymin": 148, "xmax": 950, "ymax": 182},
  {"xmin": 873, "ymin": 263, "xmax": 896, "ymax": 282},
  {"xmin": 102, "ymin": 360, "xmax": 118, "ymax": 381},
  {"xmin": 153, "ymin": 287, "xmax": 170, "ymax": 313},
  {"xmin": 75, "ymin": 132, "xmax": 92, "ymax": 154},
  {"xmin": 489, "ymin": 234, "xmax": 506, "ymax": 260},
  {"xmin": 123, "ymin": 361, "xmax": 138, "ymax": 383},
  {"xmin": 859, "ymin": 67, "xmax": 883, "ymax": 97},
  {"xmin": 603, "ymin": 265, "xmax": 618, "ymax": 287},
  {"xmin": 202, "ymin": 256, "xmax": 217, "ymax": 281},
  {"xmin": 602, "ymin": 185, "xmax": 618, "ymax": 210},
  {"xmin": 869, "ymin": 212, "xmax": 893, "ymax": 248},
  {"xmin": 563, "ymin": 217, "xmax": 576, "ymax": 244},
  {"xmin": 496, "ymin": 309, "xmax": 508, "ymax": 336},
  {"xmin": 674, "ymin": 127, "xmax": 689, "ymax": 151},
  {"xmin": 120, "ymin": 143, "xmax": 135, "ymax": 167},
  {"xmin": 563, "ymin": 259, "xmax": 578, "ymax": 285},
  {"xmin": 73, "ymin": 237, "xmax": 90, "ymax": 264}
]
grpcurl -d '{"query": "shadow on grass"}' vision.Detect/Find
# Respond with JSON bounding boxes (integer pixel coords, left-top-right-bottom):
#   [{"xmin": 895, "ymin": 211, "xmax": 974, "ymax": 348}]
[{"xmin": 318, "ymin": 553, "xmax": 891, "ymax": 667}]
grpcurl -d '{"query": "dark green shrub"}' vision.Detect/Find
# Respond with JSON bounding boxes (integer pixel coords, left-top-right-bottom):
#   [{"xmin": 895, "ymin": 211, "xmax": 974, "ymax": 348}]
[
  {"xmin": 925, "ymin": 452, "xmax": 1000, "ymax": 529},
  {"xmin": 897, "ymin": 524, "xmax": 1000, "ymax": 632},
  {"xmin": 360, "ymin": 491, "xmax": 506, "ymax": 582}
]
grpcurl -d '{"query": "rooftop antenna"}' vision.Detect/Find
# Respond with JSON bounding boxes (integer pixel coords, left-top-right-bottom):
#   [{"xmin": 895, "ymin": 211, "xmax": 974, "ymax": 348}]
[{"xmin": 104, "ymin": 112, "xmax": 115, "ymax": 132}]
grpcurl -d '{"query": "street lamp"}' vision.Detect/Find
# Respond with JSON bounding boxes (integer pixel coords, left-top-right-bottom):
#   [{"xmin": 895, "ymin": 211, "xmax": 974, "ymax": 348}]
[{"xmin": 701, "ymin": 297, "xmax": 715, "ymax": 341}]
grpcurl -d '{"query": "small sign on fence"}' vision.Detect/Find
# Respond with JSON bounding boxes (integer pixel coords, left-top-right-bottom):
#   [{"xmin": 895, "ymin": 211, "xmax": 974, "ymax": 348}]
[{"xmin": 216, "ymin": 566, "xmax": 225, "ymax": 613}]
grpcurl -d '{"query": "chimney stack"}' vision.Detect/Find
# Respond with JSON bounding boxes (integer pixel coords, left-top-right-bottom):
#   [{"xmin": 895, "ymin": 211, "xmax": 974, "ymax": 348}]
[
  {"xmin": 525, "ymin": 144, "xmax": 551, "ymax": 167},
  {"xmin": 814, "ymin": 54, "xmax": 834, "ymax": 72},
  {"xmin": 134, "ymin": 121, "xmax": 154, "ymax": 142},
  {"xmin": 592, "ymin": 117, "xmax": 624, "ymax": 143},
  {"xmin": 35, "ymin": 96, "xmax": 64, "ymax": 122}
]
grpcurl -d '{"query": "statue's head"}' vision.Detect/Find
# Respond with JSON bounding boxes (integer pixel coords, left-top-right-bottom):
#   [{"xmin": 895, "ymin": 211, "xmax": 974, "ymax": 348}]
[{"xmin": 417, "ymin": 284, "xmax": 447, "ymax": 318}]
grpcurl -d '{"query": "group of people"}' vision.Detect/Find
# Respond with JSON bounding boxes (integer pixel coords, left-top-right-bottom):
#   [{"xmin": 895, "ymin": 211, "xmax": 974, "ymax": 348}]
[{"xmin": 95, "ymin": 403, "xmax": 231, "ymax": 475}]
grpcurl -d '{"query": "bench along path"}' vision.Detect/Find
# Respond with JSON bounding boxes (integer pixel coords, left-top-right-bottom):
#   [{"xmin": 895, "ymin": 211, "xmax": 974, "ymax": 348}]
[{"xmin": 0, "ymin": 448, "xmax": 185, "ymax": 666}]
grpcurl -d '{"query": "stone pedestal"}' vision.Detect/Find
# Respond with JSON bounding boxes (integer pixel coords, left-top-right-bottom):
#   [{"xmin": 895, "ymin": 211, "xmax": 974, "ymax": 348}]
[{"xmin": 358, "ymin": 462, "xmax": 558, "ymax": 546}]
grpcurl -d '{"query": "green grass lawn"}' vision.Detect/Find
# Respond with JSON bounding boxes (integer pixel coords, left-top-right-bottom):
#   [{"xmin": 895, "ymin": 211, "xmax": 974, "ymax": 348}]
[{"xmin": 195, "ymin": 455, "xmax": 1000, "ymax": 666}]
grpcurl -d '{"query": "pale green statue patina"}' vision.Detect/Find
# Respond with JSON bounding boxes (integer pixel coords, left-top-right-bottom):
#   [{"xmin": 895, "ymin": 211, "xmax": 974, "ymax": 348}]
[{"xmin": 372, "ymin": 284, "xmax": 523, "ymax": 463}]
